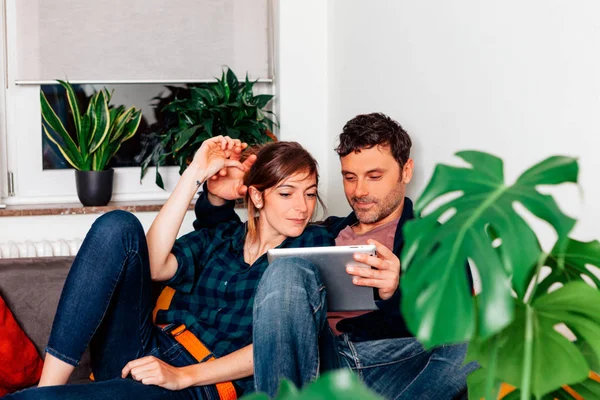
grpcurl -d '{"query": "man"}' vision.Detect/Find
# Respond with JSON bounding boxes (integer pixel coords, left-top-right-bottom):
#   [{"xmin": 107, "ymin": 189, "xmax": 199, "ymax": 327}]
[{"xmin": 193, "ymin": 113, "xmax": 476, "ymax": 399}]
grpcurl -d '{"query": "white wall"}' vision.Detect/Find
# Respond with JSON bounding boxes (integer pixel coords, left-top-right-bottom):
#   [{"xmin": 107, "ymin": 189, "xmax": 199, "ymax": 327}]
[
  {"xmin": 326, "ymin": 0, "xmax": 600, "ymax": 244},
  {"xmin": 0, "ymin": 211, "xmax": 198, "ymax": 245},
  {"xmin": 5, "ymin": 0, "xmax": 600, "ymax": 246},
  {"xmin": 277, "ymin": 0, "xmax": 330, "ymax": 208}
]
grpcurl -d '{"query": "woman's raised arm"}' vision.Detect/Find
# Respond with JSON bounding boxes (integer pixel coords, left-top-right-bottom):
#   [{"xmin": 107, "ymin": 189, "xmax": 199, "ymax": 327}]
[{"xmin": 146, "ymin": 136, "xmax": 246, "ymax": 281}]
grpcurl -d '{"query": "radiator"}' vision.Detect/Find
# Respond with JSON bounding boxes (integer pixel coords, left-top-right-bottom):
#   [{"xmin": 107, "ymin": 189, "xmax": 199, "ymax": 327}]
[{"xmin": 0, "ymin": 239, "xmax": 82, "ymax": 259}]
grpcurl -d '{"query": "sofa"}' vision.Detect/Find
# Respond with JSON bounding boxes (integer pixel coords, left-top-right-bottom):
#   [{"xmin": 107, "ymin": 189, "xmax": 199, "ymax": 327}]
[{"xmin": 0, "ymin": 256, "xmax": 92, "ymax": 385}]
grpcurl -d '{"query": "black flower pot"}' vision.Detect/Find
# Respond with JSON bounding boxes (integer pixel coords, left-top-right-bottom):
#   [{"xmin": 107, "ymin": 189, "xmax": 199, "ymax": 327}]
[{"xmin": 75, "ymin": 169, "xmax": 114, "ymax": 206}]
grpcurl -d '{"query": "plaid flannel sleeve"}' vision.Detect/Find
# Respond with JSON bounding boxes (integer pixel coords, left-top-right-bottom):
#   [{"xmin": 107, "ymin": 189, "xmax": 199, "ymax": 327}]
[{"xmin": 163, "ymin": 228, "xmax": 211, "ymax": 293}]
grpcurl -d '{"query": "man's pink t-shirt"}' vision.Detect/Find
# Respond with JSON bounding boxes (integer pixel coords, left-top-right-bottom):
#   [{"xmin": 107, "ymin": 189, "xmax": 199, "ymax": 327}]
[{"xmin": 328, "ymin": 218, "xmax": 399, "ymax": 334}]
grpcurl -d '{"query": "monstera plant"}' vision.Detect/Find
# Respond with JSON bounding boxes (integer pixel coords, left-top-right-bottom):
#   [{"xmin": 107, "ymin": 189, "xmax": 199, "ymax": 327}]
[{"xmin": 400, "ymin": 151, "xmax": 600, "ymax": 399}]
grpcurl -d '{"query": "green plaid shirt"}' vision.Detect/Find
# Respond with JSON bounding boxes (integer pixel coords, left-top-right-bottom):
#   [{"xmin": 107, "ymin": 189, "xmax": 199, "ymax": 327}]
[{"xmin": 155, "ymin": 221, "xmax": 334, "ymax": 359}]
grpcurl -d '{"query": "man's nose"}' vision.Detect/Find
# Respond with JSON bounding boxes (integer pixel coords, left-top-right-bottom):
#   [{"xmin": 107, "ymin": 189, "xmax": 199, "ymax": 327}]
[{"xmin": 354, "ymin": 180, "xmax": 369, "ymax": 198}]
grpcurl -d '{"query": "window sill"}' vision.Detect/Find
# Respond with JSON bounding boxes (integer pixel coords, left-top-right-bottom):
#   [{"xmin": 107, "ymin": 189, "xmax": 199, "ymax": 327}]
[{"xmin": 0, "ymin": 200, "xmax": 194, "ymax": 217}]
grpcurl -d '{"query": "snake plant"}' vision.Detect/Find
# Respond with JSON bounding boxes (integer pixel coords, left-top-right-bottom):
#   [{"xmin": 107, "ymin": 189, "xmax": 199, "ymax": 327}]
[{"xmin": 41, "ymin": 80, "xmax": 142, "ymax": 171}]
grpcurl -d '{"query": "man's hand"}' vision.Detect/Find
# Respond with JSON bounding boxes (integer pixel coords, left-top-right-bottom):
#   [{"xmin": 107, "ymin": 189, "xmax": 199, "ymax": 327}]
[
  {"xmin": 191, "ymin": 136, "xmax": 247, "ymax": 184},
  {"xmin": 121, "ymin": 356, "xmax": 191, "ymax": 390},
  {"xmin": 206, "ymin": 150, "xmax": 257, "ymax": 204},
  {"xmin": 346, "ymin": 239, "xmax": 400, "ymax": 300}
]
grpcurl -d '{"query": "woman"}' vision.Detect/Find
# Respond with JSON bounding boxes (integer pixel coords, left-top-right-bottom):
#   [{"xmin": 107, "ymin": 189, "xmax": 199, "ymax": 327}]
[{"xmin": 6, "ymin": 136, "xmax": 333, "ymax": 399}]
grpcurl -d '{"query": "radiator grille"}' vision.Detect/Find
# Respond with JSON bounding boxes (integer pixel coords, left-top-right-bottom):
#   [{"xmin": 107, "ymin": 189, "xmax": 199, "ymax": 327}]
[{"xmin": 0, "ymin": 239, "xmax": 82, "ymax": 258}]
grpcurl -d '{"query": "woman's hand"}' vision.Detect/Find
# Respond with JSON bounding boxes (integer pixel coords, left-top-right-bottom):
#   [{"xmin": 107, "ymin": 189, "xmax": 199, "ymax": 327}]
[
  {"xmin": 191, "ymin": 136, "xmax": 247, "ymax": 183},
  {"xmin": 121, "ymin": 356, "xmax": 191, "ymax": 391}
]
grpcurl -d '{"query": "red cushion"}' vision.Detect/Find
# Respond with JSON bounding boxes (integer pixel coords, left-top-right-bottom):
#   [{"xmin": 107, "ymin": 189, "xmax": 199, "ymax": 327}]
[{"xmin": 0, "ymin": 295, "xmax": 43, "ymax": 396}]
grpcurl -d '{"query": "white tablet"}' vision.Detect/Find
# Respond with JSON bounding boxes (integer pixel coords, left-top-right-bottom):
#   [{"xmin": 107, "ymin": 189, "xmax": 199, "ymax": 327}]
[{"xmin": 267, "ymin": 245, "xmax": 378, "ymax": 311}]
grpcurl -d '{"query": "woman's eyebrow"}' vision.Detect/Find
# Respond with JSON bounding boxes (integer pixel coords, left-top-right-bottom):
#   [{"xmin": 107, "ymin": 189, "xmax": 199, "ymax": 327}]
[{"xmin": 276, "ymin": 183, "xmax": 318, "ymax": 190}]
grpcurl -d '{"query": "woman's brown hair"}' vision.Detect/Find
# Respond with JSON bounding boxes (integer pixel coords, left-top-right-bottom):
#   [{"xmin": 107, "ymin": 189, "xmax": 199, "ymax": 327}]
[{"xmin": 244, "ymin": 141, "xmax": 322, "ymax": 243}]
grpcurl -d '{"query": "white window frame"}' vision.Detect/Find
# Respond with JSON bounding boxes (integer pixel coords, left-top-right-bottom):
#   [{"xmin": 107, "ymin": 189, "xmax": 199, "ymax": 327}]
[{"xmin": 0, "ymin": 0, "xmax": 276, "ymax": 206}]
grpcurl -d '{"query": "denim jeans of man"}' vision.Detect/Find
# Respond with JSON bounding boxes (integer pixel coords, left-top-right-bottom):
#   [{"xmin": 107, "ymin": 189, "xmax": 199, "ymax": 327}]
[
  {"xmin": 4, "ymin": 211, "xmax": 219, "ymax": 400},
  {"xmin": 252, "ymin": 257, "xmax": 478, "ymax": 400}
]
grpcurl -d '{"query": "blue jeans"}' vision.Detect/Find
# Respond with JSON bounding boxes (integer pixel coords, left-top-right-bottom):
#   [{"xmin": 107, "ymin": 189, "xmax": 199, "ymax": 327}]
[
  {"xmin": 252, "ymin": 257, "xmax": 477, "ymax": 400},
  {"xmin": 4, "ymin": 211, "xmax": 219, "ymax": 400}
]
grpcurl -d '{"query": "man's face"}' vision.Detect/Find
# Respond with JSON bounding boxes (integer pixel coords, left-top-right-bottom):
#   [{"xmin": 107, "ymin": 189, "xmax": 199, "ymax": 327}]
[{"xmin": 340, "ymin": 145, "xmax": 413, "ymax": 225}]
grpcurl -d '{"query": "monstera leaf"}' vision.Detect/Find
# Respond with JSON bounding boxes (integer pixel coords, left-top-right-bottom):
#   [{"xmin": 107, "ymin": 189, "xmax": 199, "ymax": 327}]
[
  {"xmin": 401, "ymin": 151, "xmax": 578, "ymax": 346},
  {"xmin": 501, "ymin": 375, "xmax": 600, "ymax": 400},
  {"xmin": 469, "ymin": 371, "xmax": 600, "ymax": 400},
  {"xmin": 467, "ymin": 282, "xmax": 600, "ymax": 398},
  {"xmin": 533, "ymin": 239, "xmax": 600, "ymax": 299}
]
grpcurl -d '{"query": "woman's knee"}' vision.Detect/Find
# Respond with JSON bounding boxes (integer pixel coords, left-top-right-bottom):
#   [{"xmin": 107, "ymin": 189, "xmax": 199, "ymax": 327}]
[{"xmin": 91, "ymin": 210, "xmax": 144, "ymax": 241}]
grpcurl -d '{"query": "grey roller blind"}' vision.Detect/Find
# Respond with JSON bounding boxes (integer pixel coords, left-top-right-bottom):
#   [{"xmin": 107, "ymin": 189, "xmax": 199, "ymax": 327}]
[{"xmin": 15, "ymin": 0, "xmax": 271, "ymax": 83}]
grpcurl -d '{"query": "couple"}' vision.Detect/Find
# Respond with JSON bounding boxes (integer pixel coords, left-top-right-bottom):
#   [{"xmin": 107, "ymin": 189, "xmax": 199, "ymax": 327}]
[{"xmin": 6, "ymin": 113, "xmax": 475, "ymax": 400}]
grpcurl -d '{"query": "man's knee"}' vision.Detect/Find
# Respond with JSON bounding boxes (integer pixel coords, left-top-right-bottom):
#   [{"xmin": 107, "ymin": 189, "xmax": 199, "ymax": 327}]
[
  {"xmin": 255, "ymin": 257, "xmax": 325, "ymax": 314},
  {"xmin": 259, "ymin": 256, "xmax": 322, "ymax": 290}
]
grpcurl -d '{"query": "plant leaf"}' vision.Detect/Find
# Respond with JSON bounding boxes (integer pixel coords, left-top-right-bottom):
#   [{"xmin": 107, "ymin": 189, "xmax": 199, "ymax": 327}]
[
  {"xmin": 534, "ymin": 239, "xmax": 600, "ymax": 298},
  {"xmin": 42, "ymin": 125, "xmax": 82, "ymax": 170},
  {"xmin": 254, "ymin": 94, "xmax": 274, "ymax": 109},
  {"xmin": 118, "ymin": 108, "xmax": 142, "ymax": 143},
  {"xmin": 466, "ymin": 367, "xmax": 501, "ymax": 400},
  {"xmin": 88, "ymin": 91, "xmax": 111, "ymax": 153},
  {"xmin": 294, "ymin": 370, "xmax": 384, "ymax": 400},
  {"xmin": 57, "ymin": 80, "xmax": 83, "ymax": 151},
  {"xmin": 40, "ymin": 91, "xmax": 83, "ymax": 169},
  {"xmin": 468, "ymin": 282, "xmax": 600, "ymax": 397},
  {"xmin": 504, "ymin": 376, "xmax": 600, "ymax": 400},
  {"xmin": 225, "ymin": 67, "xmax": 239, "ymax": 95},
  {"xmin": 173, "ymin": 125, "xmax": 202, "ymax": 152},
  {"xmin": 274, "ymin": 380, "xmax": 299, "ymax": 398},
  {"xmin": 401, "ymin": 152, "xmax": 578, "ymax": 346},
  {"xmin": 155, "ymin": 164, "xmax": 165, "ymax": 190},
  {"xmin": 565, "ymin": 373, "xmax": 600, "ymax": 399}
]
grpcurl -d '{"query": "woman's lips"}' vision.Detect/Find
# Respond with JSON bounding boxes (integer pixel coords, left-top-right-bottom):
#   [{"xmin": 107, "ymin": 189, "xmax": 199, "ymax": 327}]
[{"xmin": 288, "ymin": 218, "xmax": 306, "ymax": 224}]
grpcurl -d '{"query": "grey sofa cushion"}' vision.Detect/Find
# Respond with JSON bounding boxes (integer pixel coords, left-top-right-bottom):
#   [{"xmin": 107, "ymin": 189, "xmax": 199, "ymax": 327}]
[{"xmin": 0, "ymin": 256, "xmax": 92, "ymax": 383}]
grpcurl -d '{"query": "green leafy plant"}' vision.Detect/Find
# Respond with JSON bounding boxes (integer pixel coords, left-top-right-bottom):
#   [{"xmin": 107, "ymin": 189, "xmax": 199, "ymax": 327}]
[
  {"xmin": 140, "ymin": 67, "xmax": 277, "ymax": 189},
  {"xmin": 240, "ymin": 369, "xmax": 384, "ymax": 400},
  {"xmin": 400, "ymin": 151, "xmax": 600, "ymax": 399},
  {"xmin": 41, "ymin": 80, "xmax": 142, "ymax": 171}
]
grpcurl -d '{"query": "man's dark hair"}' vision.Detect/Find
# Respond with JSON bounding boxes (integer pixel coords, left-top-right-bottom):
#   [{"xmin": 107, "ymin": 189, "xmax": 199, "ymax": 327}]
[{"xmin": 335, "ymin": 112, "xmax": 412, "ymax": 168}]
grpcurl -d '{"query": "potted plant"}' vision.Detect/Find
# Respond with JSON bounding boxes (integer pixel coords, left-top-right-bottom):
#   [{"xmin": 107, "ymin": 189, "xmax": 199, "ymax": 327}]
[
  {"xmin": 140, "ymin": 67, "xmax": 277, "ymax": 189},
  {"xmin": 41, "ymin": 80, "xmax": 142, "ymax": 206},
  {"xmin": 398, "ymin": 151, "xmax": 600, "ymax": 399}
]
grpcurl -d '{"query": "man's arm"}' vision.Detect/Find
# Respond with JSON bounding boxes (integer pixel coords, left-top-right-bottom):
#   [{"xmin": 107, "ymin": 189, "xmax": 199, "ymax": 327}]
[{"xmin": 192, "ymin": 182, "xmax": 240, "ymax": 230}]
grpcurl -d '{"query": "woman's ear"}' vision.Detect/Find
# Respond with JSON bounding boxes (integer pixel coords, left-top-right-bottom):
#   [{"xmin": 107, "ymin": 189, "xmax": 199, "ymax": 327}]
[{"xmin": 248, "ymin": 186, "xmax": 264, "ymax": 209}]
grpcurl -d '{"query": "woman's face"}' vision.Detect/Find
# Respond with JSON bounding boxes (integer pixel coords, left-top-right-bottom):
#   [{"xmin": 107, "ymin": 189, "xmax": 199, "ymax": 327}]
[{"xmin": 258, "ymin": 171, "xmax": 318, "ymax": 239}]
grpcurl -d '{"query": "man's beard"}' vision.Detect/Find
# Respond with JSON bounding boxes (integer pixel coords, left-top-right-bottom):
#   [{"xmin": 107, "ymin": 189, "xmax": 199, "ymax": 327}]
[{"xmin": 351, "ymin": 185, "xmax": 404, "ymax": 224}]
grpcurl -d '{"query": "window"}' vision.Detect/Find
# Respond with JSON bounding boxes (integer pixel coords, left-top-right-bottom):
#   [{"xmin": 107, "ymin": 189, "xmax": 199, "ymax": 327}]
[{"xmin": 1, "ymin": 0, "xmax": 275, "ymax": 205}]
